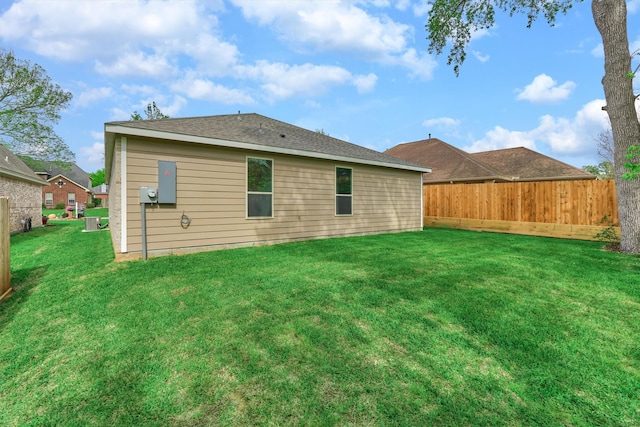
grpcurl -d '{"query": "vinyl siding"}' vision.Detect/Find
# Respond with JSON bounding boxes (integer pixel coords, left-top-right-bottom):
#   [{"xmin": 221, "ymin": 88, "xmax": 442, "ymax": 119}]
[{"xmin": 116, "ymin": 137, "xmax": 421, "ymax": 257}]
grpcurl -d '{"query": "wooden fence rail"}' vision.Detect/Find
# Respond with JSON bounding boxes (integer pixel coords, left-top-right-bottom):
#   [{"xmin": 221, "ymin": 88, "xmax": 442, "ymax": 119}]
[
  {"xmin": 423, "ymin": 180, "xmax": 619, "ymax": 241},
  {"xmin": 1, "ymin": 197, "xmax": 11, "ymax": 301}
]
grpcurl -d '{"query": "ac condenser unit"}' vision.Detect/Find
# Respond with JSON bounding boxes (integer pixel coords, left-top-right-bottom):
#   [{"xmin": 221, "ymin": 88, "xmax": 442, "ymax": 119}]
[{"xmin": 84, "ymin": 217, "xmax": 100, "ymax": 232}]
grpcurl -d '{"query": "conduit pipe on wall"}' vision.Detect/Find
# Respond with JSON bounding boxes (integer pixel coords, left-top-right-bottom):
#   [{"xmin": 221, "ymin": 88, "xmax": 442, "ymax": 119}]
[{"xmin": 141, "ymin": 202, "xmax": 147, "ymax": 260}]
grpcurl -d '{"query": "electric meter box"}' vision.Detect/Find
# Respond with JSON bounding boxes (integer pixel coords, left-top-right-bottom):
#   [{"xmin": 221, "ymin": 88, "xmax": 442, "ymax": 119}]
[
  {"xmin": 158, "ymin": 160, "xmax": 176, "ymax": 204},
  {"xmin": 140, "ymin": 186, "xmax": 158, "ymax": 204}
]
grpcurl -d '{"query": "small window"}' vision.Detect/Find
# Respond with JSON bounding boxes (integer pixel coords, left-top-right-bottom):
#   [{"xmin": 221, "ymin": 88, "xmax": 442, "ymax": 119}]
[
  {"xmin": 247, "ymin": 157, "xmax": 273, "ymax": 218},
  {"xmin": 68, "ymin": 192, "xmax": 76, "ymax": 205},
  {"xmin": 45, "ymin": 192, "xmax": 53, "ymax": 206},
  {"xmin": 336, "ymin": 167, "xmax": 352, "ymax": 215}
]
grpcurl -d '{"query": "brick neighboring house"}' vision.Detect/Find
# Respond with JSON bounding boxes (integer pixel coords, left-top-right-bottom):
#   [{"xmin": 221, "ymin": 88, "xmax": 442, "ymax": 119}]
[
  {"xmin": 32, "ymin": 162, "xmax": 94, "ymax": 210},
  {"xmin": 0, "ymin": 144, "xmax": 46, "ymax": 232}
]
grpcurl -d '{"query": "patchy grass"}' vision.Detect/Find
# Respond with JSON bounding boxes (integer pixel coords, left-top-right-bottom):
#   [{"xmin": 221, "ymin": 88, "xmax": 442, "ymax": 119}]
[{"xmin": 2, "ymin": 223, "xmax": 639, "ymax": 426}]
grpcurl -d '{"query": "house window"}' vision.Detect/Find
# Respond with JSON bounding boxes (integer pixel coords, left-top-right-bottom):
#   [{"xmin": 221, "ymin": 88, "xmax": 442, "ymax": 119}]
[
  {"xmin": 68, "ymin": 192, "xmax": 76, "ymax": 205},
  {"xmin": 45, "ymin": 192, "xmax": 53, "ymax": 206},
  {"xmin": 336, "ymin": 167, "xmax": 352, "ymax": 215},
  {"xmin": 247, "ymin": 157, "xmax": 273, "ymax": 218}
]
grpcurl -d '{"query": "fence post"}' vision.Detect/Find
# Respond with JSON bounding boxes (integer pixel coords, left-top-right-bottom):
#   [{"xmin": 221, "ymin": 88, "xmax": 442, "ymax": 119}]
[{"xmin": 0, "ymin": 196, "xmax": 11, "ymax": 301}]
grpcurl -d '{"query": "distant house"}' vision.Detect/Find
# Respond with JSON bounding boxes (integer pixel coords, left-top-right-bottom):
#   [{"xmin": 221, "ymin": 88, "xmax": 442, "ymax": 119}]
[
  {"xmin": 385, "ymin": 138, "xmax": 596, "ymax": 184},
  {"xmin": 105, "ymin": 113, "xmax": 429, "ymax": 259},
  {"xmin": 31, "ymin": 162, "xmax": 94, "ymax": 209},
  {"xmin": 92, "ymin": 183, "xmax": 109, "ymax": 208},
  {"xmin": 0, "ymin": 145, "xmax": 47, "ymax": 232}
]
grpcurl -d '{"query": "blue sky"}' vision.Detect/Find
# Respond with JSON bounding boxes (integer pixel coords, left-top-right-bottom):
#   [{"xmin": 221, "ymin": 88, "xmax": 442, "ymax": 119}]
[{"xmin": 1, "ymin": 0, "xmax": 639, "ymax": 173}]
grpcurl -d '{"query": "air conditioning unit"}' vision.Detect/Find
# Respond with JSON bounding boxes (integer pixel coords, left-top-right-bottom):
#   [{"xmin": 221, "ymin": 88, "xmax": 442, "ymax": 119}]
[{"xmin": 84, "ymin": 217, "xmax": 100, "ymax": 232}]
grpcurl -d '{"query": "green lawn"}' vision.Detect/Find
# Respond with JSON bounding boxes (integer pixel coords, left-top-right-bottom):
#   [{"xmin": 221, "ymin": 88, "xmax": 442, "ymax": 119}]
[{"xmin": 2, "ymin": 221, "xmax": 639, "ymax": 426}]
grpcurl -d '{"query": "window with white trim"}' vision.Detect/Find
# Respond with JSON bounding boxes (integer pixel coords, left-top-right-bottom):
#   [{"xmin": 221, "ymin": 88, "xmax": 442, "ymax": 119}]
[
  {"xmin": 247, "ymin": 157, "xmax": 273, "ymax": 218},
  {"xmin": 45, "ymin": 192, "xmax": 53, "ymax": 206},
  {"xmin": 67, "ymin": 192, "xmax": 76, "ymax": 205},
  {"xmin": 336, "ymin": 167, "xmax": 352, "ymax": 215}
]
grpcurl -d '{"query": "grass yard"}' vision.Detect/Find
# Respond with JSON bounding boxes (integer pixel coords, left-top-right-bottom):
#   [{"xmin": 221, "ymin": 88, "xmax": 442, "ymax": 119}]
[{"xmin": 1, "ymin": 221, "xmax": 639, "ymax": 426}]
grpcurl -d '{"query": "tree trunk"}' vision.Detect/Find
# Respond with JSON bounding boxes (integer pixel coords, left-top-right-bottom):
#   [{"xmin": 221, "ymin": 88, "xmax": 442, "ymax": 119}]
[{"xmin": 592, "ymin": 0, "xmax": 640, "ymax": 253}]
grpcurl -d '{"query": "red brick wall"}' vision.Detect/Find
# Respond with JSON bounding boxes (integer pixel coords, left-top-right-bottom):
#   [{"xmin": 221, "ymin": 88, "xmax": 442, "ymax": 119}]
[{"xmin": 42, "ymin": 177, "xmax": 92, "ymax": 208}]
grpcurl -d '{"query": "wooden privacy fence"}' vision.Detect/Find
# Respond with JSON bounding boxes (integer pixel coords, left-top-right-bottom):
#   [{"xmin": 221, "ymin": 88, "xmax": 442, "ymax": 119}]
[
  {"xmin": 1, "ymin": 197, "xmax": 11, "ymax": 301},
  {"xmin": 423, "ymin": 179, "xmax": 619, "ymax": 241}
]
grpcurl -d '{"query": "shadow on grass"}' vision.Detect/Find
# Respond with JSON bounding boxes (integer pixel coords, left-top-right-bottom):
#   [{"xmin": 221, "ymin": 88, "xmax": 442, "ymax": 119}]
[{"xmin": 0, "ymin": 264, "xmax": 49, "ymax": 334}]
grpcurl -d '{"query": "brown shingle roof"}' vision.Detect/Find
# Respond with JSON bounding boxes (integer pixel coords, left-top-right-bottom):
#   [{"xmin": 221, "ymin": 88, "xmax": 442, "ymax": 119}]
[
  {"xmin": 105, "ymin": 113, "xmax": 430, "ymax": 172},
  {"xmin": 470, "ymin": 147, "xmax": 595, "ymax": 181},
  {"xmin": 0, "ymin": 144, "xmax": 47, "ymax": 185},
  {"xmin": 385, "ymin": 138, "xmax": 509, "ymax": 182},
  {"xmin": 385, "ymin": 138, "xmax": 596, "ymax": 183}
]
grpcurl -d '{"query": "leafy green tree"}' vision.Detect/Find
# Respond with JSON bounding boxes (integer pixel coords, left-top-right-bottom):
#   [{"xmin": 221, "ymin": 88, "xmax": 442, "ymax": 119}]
[
  {"xmin": 130, "ymin": 102, "xmax": 169, "ymax": 120},
  {"xmin": 90, "ymin": 168, "xmax": 105, "ymax": 187},
  {"xmin": 0, "ymin": 49, "xmax": 74, "ymax": 162},
  {"xmin": 582, "ymin": 162, "xmax": 614, "ymax": 180},
  {"xmin": 622, "ymin": 146, "xmax": 640, "ymax": 180},
  {"xmin": 426, "ymin": 0, "xmax": 640, "ymax": 254}
]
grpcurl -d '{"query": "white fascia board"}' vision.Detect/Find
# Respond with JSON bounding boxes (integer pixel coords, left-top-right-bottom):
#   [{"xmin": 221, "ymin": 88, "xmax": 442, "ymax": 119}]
[
  {"xmin": 104, "ymin": 125, "xmax": 431, "ymax": 173},
  {"xmin": 0, "ymin": 170, "xmax": 48, "ymax": 186}
]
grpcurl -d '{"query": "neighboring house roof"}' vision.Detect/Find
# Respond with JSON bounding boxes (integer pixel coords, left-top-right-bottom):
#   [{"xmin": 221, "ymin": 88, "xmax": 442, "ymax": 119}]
[
  {"xmin": 470, "ymin": 147, "xmax": 596, "ymax": 181},
  {"xmin": 385, "ymin": 138, "xmax": 596, "ymax": 183},
  {"xmin": 104, "ymin": 113, "xmax": 431, "ymax": 178},
  {"xmin": 0, "ymin": 144, "xmax": 48, "ymax": 186},
  {"xmin": 32, "ymin": 162, "xmax": 92, "ymax": 190},
  {"xmin": 92, "ymin": 183, "xmax": 109, "ymax": 195},
  {"xmin": 385, "ymin": 138, "xmax": 508, "ymax": 182}
]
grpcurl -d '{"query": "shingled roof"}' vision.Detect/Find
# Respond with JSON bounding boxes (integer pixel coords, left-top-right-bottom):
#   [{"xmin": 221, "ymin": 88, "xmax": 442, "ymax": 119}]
[
  {"xmin": 471, "ymin": 147, "xmax": 595, "ymax": 181},
  {"xmin": 385, "ymin": 138, "xmax": 596, "ymax": 183},
  {"xmin": 30, "ymin": 162, "xmax": 92, "ymax": 190},
  {"xmin": 0, "ymin": 144, "xmax": 47, "ymax": 186},
  {"xmin": 105, "ymin": 113, "xmax": 430, "ymax": 173}
]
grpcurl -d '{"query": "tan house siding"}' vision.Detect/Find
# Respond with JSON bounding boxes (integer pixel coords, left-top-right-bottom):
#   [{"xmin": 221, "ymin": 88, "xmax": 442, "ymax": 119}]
[
  {"xmin": 0, "ymin": 175, "xmax": 43, "ymax": 232},
  {"xmin": 116, "ymin": 137, "xmax": 421, "ymax": 257}
]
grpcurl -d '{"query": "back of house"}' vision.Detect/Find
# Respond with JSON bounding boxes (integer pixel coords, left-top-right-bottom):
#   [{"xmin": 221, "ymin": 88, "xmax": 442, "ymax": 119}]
[{"xmin": 105, "ymin": 113, "xmax": 429, "ymax": 259}]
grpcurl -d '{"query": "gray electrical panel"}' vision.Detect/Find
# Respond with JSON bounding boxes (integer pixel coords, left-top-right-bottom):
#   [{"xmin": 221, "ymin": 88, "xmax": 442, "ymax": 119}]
[
  {"xmin": 158, "ymin": 161, "xmax": 176, "ymax": 204},
  {"xmin": 140, "ymin": 186, "xmax": 158, "ymax": 204}
]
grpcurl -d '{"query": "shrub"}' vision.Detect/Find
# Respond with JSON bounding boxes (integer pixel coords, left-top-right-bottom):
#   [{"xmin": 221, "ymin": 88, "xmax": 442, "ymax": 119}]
[
  {"xmin": 61, "ymin": 212, "xmax": 69, "ymax": 218},
  {"xmin": 55, "ymin": 202, "xmax": 66, "ymax": 210},
  {"xmin": 594, "ymin": 215, "xmax": 620, "ymax": 244},
  {"xmin": 94, "ymin": 198, "xmax": 102, "ymax": 207},
  {"xmin": 86, "ymin": 203, "xmax": 95, "ymax": 209}
]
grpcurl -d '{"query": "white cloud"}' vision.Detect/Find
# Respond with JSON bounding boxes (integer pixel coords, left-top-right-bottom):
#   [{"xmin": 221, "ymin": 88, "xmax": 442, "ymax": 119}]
[
  {"xmin": 472, "ymin": 50, "xmax": 490, "ymax": 63},
  {"xmin": 516, "ymin": 74, "xmax": 576, "ymax": 103},
  {"xmin": 412, "ymin": 1, "xmax": 431, "ymax": 17},
  {"xmin": 78, "ymin": 142, "xmax": 105, "ymax": 172},
  {"xmin": 423, "ymin": 117, "xmax": 461, "ymax": 128},
  {"xmin": 171, "ymin": 76, "xmax": 255, "ymax": 105},
  {"xmin": 95, "ymin": 52, "xmax": 177, "ymax": 79},
  {"xmin": 393, "ymin": 48, "xmax": 438, "ymax": 80},
  {"xmin": 466, "ymin": 99, "xmax": 609, "ymax": 156},
  {"xmin": 230, "ymin": 0, "xmax": 435, "ymax": 79},
  {"xmin": 75, "ymin": 87, "xmax": 113, "ymax": 107},
  {"xmin": 236, "ymin": 61, "xmax": 366, "ymax": 100},
  {"xmin": 232, "ymin": 1, "xmax": 409, "ymax": 55},
  {"xmin": 353, "ymin": 73, "xmax": 378, "ymax": 93},
  {"xmin": 0, "ymin": 1, "xmax": 218, "ymax": 61}
]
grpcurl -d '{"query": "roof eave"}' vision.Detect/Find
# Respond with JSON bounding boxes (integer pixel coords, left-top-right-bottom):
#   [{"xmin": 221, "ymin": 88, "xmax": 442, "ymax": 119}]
[
  {"xmin": 104, "ymin": 124, "xmax": 431, "ymax": 173},
  {"xmin": 0, "ymin": 169, "xmax": 48, "ymax": 186}
]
